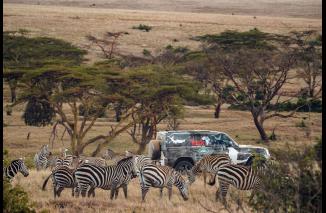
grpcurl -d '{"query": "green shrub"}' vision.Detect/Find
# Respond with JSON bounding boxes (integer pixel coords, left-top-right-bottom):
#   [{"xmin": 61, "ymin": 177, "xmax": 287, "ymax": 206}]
[
  {"xmin": 132, "ymin": 24, "xmax": 152, "ymax": 32},
  {"xmin": 3, "ymin": 180, "xmax": 36, "ymax": 213},
  {"xmin": 248, "ymin": 140, "xmax": 322, "ymax": 213}
]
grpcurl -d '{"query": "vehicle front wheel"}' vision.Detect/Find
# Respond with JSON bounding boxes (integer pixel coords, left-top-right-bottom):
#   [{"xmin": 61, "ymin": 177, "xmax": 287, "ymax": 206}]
[{"xmin": 174, "ymin": 161, "xmax": 194, "ymax": 172}]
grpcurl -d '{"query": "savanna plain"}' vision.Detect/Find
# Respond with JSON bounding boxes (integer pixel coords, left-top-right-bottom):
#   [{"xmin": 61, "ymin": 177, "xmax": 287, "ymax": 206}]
[{"xmin": 3, "ymin": 0, "xmax": 322, "ymax": 212}]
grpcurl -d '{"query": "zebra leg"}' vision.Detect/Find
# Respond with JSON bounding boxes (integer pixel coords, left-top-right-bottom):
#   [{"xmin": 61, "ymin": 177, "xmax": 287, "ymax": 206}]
[
  {"xmin": 122, "ymin": 184, "xmax": 128, "ymax": 199},
  {"xmin": 160, "ymin": 188, "xmax": 163, "ymax": 198},
  {"xmin": 71, "ymin": 187, "xmax": 74, "ymax": 197},
  {"xmin": 57, "ymin": 187, "xmax": 64, "ymax": 197},
  {"xmin": 114, "ymin": 188, "xmax": 119, "ymax": 199},
  {"xmin": 249, "ymin": 189, "xmax": 257, "ymax": 202},
  {"xmin": 74, "ymin": 186, "xmax": 80, "ymax": 198},
  {"xmin": 168, "ymin": 187, "xmax": 172, "ymax": 200},
  {"xmin": 141, "ymin": 187, "xmax": 150, "ymax": 202},
  {"xmin": 87, "ymin": 187, "xmax": 94, "ymax": 198},
  {"xmin": 110, "ymin": 184, "xmax": 117, "ymax": 200},
  {"xmin": 80, "ymin": 185, "xmax": 88, "ymax": 198},
  {"xmin": 203, "ymin": 171, "xmax": 206, "ymax": 188},
  {"xmin": 219, "ymin": 182, "xmax": 230, "ymax": 207},
  {"xmin": 53, "ymin": 187, "xmax": 57, "ymax": 199}
]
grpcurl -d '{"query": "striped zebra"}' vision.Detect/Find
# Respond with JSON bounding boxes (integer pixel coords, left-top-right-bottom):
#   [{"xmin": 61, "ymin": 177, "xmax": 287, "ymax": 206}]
[
  {"xmin": 74, "ymin": 156, "xmax": 137, "ymax": 199},
  {"xmin": 139, "ymin": 164, "xmax": 189, "ymax": 202},
  {"xmin": 102, "ymin": 149, "xmax": 127, "ymax": 164},
  {"xmin": 78, "ymin": 156, "xmax": 107, "ymax": 167},
  {"xmin": 187, "ymin": 153, "xmax": 231, "ymax": 186},
  {"xmin": 3, "ymin": 159, "xmax": 29, "ymax": 180},
  {"xmin": 41, "ymin": 166, "xmax": 84, "ymax": 198},
  {"xmin": 53, "ymin": 155, "xmax": 75, "ymax": 170},
  {"xmin": 34, "ymin": 144, "xmax": 51, "ymax": 170},
  {"xmin": 209, "ymin": 157, "xmax": 268, "ymax": 205}
]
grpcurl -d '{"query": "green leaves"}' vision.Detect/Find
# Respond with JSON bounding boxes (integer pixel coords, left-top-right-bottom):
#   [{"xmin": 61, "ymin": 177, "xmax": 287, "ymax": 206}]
[
  {"xmin": 22, "ymin": 96, "xmax": 55, "ymax": 127},
  {"xmin": 194, "ymin": 28, "xmax": 278, "ymax": 50}
]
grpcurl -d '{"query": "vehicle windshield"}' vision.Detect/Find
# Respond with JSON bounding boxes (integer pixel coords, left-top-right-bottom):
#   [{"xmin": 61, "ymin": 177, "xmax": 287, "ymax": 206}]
[{"xmin": 164, "ymin": 131, "xmax": 239, "ymax": 148}]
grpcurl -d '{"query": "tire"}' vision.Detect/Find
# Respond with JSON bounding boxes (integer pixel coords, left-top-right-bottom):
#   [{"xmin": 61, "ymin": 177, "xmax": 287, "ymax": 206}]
[
  {"xmin": 174, "ymin": 160, "xmax": 194, "ymax": 172},
  {"xmin": 148, "ymin": 140, "xmax": 161, "ymax": 160}
]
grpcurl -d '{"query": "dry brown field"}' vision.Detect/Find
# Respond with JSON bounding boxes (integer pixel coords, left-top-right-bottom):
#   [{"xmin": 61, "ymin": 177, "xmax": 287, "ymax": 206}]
[
  {"xmin": 3, "ymin": 2, "xmax": 322, "ymax": 213},
  {"xmin": 4, "ymin": 3, "xmax": 321, "ymax": 63}
]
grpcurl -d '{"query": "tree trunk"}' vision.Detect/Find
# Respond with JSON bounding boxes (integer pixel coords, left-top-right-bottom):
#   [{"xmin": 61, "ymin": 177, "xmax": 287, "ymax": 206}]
[
  {"xmin": 309, "ymin": 88, "xmax": 314, "ymax": 98},
  {"xmin": 115, "ymin": 107, "xmax": 122, "ymax": 122},
  {"xmin": 8, "ymin": 80, "xmax": 17, "ymax": 103},
  {"xmin": 136, "ymin": 143, "xmax": 147, "ymax": 154},
  {"xmin": 253, "ymin": 114, "xmax": 269, "ymax": 142},
  {"xmin": 214, "ymin": 103, "xmax": 222, "ymax": 119}
]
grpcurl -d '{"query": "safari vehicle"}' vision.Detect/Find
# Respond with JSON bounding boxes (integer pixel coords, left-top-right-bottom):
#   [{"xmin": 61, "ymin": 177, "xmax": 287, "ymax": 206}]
[{"xmin": 148, "ymin": 130, "xmax": 270, "ymax": 171}]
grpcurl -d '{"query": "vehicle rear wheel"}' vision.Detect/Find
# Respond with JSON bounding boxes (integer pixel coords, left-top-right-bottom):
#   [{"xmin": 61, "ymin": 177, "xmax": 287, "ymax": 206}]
[
  {"xmin": 174, "ymin": 161, "xmax": 193, "ymax": 172},
  {"xmin": 148, "ymin": 140, "xmax": 161, "ymax": 160}
]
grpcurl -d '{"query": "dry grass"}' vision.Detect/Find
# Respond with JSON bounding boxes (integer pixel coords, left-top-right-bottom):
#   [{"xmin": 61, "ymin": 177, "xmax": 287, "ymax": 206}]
[
  {"xmin": 3, "ymin": 0, "xmax": 322, "ymax": 19},
  {"xmin": 3, "ymin": 2, "xmax": 322, "ymax": 212},
  {"xmin": 12, "ymin": 169, "xmax": 252, "ymax": 213},
  {"xmin": 3, "ymin": 3, "xmax": 321, "ymax": 63}
]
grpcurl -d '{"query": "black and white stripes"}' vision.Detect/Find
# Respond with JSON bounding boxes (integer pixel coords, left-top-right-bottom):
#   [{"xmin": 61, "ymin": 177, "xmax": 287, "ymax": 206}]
[
  {"xmin": 3, "ymin": 159, "xmax": 29, "ymax": 180},
  {"xmin": 42, "ymin": 166, "xmax": 77, "ymax": 198},
  {"xmin": 139, "ymin": 164, "xmax": 189, "ymax": 201},
  {"xmin": 74, "ymin": 156, "xmax": 136, "ymax": 199},
  {"xmin": 210, "ymin": 159, "xmax": 267, "ymax": 204},
  {"xmin": 188, "ymin": 153, "xmax": 230, "ymax": 185},
  {"xmin": 34, "ymin": 145, "xmax": 51, "ymax": 170}
]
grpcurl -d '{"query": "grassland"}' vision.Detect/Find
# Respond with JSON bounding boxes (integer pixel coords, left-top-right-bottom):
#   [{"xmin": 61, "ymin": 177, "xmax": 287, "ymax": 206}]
[
  {"xmin": 3, "ymin": 3, "xmax": 322, "ymax": 63},
  {"xmin": 3, "ymin": 2, "xmax": 322, "ymax": 212}
]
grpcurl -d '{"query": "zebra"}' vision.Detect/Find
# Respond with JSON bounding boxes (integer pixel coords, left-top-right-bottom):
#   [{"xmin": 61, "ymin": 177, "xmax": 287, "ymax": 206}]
[
  {"xmin": 139, "ymin": 164, "xmax": 189, "ymax": 202},
  {"xmin": 3, "ymin": 159, "xmax": 29, "ymax": 180},
  {"xmin": 209, "ymin": 156, "xmax": 268, "ymax": 205},
  {"xmin": 34, "ymin": 144, "xmax": 51, "ymax": 170},
  {"xmin": 187, "ymin": 153, "xmax": 231, "ymax": 186},
  {"xmin": 102, "ymin": 149, "xmax": 128, "ymax": 164},
  {"xmin": 74, "ymin": 156, "xmax": 137, "ymax": 199},
  {"xmin": 41, "ymin": 166, "xmax": 85, "ymax": 198},
  {"xmin": 77, "ymin": 156, "xmax": 107, "ymax": 167}
]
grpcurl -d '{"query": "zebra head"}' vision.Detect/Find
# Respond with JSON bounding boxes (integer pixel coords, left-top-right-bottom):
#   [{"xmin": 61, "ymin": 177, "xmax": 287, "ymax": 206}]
[
  {"xmin": 17, "ymin": 159, "xmax": 29, "ymax": 177},
  {"xmin": 174, "ymin": 171, "xmax": 189, "ymax": 201},
  {"xmin": 41, "ymin": 144, "xmax": 51, "ymax": 157},
  {"xmin": 186, "ymin": 161, "xmax": 202, "ymax": 185}
]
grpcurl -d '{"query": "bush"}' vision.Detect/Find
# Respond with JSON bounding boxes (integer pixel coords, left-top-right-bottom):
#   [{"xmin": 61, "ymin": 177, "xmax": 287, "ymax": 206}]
[
  {"xmin": 132, "ymin": 24, "xmax": 152, "ymax": 32},
  {"xmin": 3, "ymin": 180, "xmax": 36, "ymax": 213},
  {"xmin": 23, "ymin": 96, "xmax": 56, "ymax": 127},
  {"xmin": 248, "ymin": 140, "xmax": 322, "ymax": 213}
]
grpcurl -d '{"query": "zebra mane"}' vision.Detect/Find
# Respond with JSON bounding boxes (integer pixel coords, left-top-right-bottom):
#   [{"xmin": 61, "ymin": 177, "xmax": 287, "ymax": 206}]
[{"xmin": 116, "ymin": 156, "xmax": 133, "ymax": 165}]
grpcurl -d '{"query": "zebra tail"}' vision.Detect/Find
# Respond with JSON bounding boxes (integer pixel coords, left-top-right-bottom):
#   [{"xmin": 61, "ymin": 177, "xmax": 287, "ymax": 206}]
[
  {"xmin": 207, "ymin": 174, "xmax": 216, "ymax": 186},
  {"xmin": 42, "ymin": 173, "xmax": 52, "ymax": 191}
]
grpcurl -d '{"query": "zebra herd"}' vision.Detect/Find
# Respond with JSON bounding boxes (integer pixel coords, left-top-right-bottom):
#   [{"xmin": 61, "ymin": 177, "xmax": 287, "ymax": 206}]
[{"xmin": 4, "ymin": 145, "xmax": 270, "ymax": 206}]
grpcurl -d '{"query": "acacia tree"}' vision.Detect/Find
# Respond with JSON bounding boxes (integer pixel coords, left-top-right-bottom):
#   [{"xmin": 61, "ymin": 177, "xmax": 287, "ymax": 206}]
[
  {"xmin": 3, "ymin": 31, "xmax": 86, "ymax": 103},
  {"xmin": 198, "ymin": 29, "xmax": 302, "ymax": 141},
  {"xmin": 123, "ymin": 65, "xmax": 202, "ymax": 154},
  {"xmin": 13, "ymin": 64, "xmax": 139, "ymax": 156},
  {"xmin": 184, "ymin": 58, "xmax": 230, "ymax": 118},
  {"xmin": 291, "ymin": 30, "xmax": 322, "ymax": 98}
]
